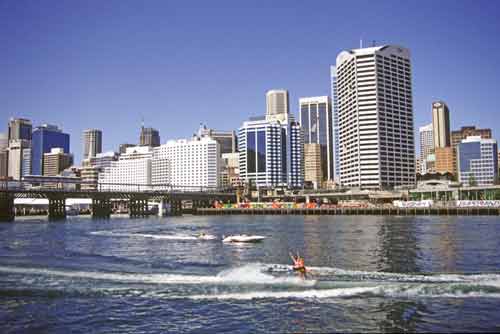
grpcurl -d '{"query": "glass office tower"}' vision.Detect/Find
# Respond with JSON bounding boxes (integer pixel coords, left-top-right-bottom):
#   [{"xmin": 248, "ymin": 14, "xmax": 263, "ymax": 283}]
[{"xmin": 32, "ymin": 124, "xmax": 70, "ymax": 175}]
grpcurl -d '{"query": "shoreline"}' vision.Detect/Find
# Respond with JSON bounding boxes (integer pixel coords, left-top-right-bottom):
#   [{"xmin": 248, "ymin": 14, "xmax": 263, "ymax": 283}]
[{"xmin": 196, "ymin": 207, "xmax": 500, "ymax": 216}]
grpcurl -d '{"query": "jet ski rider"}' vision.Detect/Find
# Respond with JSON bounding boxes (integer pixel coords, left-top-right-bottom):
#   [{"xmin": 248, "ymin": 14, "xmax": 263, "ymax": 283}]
[{"xmin": 290, "ymin": 251, "xmax": 307, "ymax": 277}]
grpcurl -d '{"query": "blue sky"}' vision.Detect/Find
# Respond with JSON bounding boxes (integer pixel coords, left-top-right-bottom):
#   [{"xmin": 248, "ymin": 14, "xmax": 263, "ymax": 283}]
[{"xmin": 1, "ymin": 0, "xmax": 500, "ymax": 163}]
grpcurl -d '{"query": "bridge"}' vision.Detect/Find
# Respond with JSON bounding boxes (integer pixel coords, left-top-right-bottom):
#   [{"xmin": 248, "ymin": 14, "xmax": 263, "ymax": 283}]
[{"xmin": 0, "ymin": 180, "xmax": 236, "ymax": 221}]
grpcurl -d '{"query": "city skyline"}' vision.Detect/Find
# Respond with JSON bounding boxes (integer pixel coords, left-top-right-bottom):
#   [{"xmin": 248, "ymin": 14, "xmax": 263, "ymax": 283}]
[{"xmin": 2, "ymin": 1, "xmax": 500, "ymax": 163}]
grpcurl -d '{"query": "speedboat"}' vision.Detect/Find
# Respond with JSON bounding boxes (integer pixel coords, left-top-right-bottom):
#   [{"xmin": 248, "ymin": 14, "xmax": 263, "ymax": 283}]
[{"xmin": 222, "ymin": 234, "xmax": 266, "ymax": 243}]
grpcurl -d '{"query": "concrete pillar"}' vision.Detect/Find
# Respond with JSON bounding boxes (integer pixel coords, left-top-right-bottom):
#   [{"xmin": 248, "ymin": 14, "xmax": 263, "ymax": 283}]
[
  {"xmin": 0, "ymin": 192, "xmax": 15, "ymax": 222},
  {"xmin": 48, "ymin": 198, "xmax": 66, "ymax": 220}
]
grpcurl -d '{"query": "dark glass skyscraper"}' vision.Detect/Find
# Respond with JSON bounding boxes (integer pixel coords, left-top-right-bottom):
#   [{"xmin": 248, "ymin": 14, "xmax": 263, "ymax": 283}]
[
  {"xmin": 299, "ymin": 96, "xmax": 333, "ymax": 182},
  {"xmin": 31, "ymin": 124, "xmax": 70, "ymax": 175}
]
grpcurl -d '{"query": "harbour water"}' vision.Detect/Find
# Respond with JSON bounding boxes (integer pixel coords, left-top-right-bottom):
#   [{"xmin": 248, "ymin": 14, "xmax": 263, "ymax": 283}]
[{"xmin": 1, "ymin": 215, "xmax": 500, "ymax": 333}]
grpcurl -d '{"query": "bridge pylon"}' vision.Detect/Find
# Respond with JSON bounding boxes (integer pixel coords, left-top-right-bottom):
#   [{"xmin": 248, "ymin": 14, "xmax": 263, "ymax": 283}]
[{"xmin": 0, "ymin": 192, "xmax": 14, "ymax": 222}]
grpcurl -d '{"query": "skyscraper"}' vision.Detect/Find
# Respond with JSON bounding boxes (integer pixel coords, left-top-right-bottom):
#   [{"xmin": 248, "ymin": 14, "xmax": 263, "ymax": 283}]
[
  {"xmin": 432, "ymin": 101, "xmax": 451, "ymax": 148},
  {"xmin": 335, "ymin": 45, "xmax": 415, "ymax": 189},
  {"xmin": 299, "ymin": 96, "xmax": 333, "ymax": 182},
  {"xmin": 7, "ymin": 140, "xmax": 30, "ymax": 180},
  {"xmin": 266, "ymin": 90, "xmax": 289, "ymax": 121},
  {"xmin": 8, "ymin": 118, "xmax": 32, "ymax": 142},
  {"xmin": 83, "ymin": 129, "xmax": 102, "ymax": 160},
  {"xmin": 140, "ymin": 126, "xmax": 160, "ymax": 147},
  {"xmin": 330, "ymin": 66, "xmax": 340, "ymax": 183},
  {"xmin": 419, "ymin": 123, "xmax": 434, "ymax": 174},
  {"xmin": 238, "ymin": 116, "xmax": 303, "ymax": 188},
  {"xmin": 0, "ymin": 133, "xmax": 7, "ymax": 179},
  {"xmin": 32, "ymin": 124, "xmax": 70, "ymax": 175}
]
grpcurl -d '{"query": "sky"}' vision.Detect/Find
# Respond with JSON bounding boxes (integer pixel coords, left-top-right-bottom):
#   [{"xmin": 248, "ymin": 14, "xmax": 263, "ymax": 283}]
[{"xmin": 1, "ymin": 0, "xmax": 500, "ymax": 163}]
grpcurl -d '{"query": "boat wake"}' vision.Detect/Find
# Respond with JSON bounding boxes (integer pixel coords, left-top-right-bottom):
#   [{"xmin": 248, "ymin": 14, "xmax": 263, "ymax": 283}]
[
  {"xmin": 2, "ymin": 263, "xmax": 500, "ymax": 301},
  {"xmin": 89, "ymin": 231, "xmax": 216, "ymax": 241}
]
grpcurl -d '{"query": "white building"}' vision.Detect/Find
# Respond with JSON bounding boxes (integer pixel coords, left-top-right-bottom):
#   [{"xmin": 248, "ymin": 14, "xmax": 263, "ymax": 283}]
[
  {"xmin": 457, "ymin": 136, "xmax": 498, "ymax": 186},
  {"xmin": 238, "ymin": 116, "xmax": 303, "ymax": 188},
  {"xmin": 330, "ymin": 66, "xmax": 341, "ymax": 183},
  {"xmin": 153, "ymin": 136, "xmax": 220, "ymax": 190},
  {"xmin": 335, "ymin": 45, "xmax": 416, "ymax": 189},
  {"xmin": 419, "ymin": 123, "xmax": 434, "ymax": 174},
  {"xmin": 98, "ymin": 146, "xmax": 153, "ymax": 191}
]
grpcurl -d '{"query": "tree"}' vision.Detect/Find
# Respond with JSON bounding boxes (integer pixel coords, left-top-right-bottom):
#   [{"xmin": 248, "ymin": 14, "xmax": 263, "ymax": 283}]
[{"xmin": 468, "ymin": 174, "xmax": 477, "ymax": 187}]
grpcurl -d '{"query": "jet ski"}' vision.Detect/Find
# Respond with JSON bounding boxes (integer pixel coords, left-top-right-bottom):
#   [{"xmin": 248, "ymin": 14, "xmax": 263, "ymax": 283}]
[{"xmin": 222, "ymin": 234, "xmax": 267, "ymax": 243}]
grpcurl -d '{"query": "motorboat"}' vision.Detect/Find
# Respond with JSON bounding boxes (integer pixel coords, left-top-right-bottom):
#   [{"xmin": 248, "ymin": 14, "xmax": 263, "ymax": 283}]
[{"xmin": 222, "ymin": 234, "xmax": 267, "ymax": 243}]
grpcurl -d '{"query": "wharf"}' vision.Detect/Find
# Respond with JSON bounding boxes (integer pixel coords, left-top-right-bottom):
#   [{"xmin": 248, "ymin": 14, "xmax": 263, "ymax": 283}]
[{"xmin": 196, "ymin": 207, "xmax": 500, "ymax": 216}]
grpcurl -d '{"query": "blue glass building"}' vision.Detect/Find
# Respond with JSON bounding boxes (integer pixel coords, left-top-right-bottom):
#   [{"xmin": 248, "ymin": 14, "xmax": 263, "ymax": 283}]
[
  {"xmin": 31, "ymin": 125, "xmax": 70, "ymax": 175},
  {"xmin": 457, "ymin": 136, "xmax": 498, "ymax": 186}
]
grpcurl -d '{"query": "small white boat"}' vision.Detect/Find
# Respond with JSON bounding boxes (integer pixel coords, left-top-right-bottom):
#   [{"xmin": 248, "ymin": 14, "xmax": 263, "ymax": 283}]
[
  {"xmin": 222, "ymin": 234, "xmax": 267, "ymax": 243},
  {"xmin": 197, "ymin": 234, "xmax": 217, "ymax": 240}
]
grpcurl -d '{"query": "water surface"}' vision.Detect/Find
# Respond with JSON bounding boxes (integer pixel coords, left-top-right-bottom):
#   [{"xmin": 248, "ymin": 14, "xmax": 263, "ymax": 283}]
[{"xmin": 1, "ymin": 215, "xmax": 500, "ymax": 333}]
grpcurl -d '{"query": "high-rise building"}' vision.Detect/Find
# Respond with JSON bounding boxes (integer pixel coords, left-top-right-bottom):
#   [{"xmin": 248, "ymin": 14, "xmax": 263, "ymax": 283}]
[
  {"xmin": 299, "ymin": 96, "xmax": 333, "ymax": 182},
  {"xmin": 99, "ymin": 146, "xmax": 153, "ymax": 191},
  {"xmin": 8, "ymin": 118, "xmax": 32, "ymax": 142},
  {"xmin": 238, "ymin": 116, "xmax": 303, "ymax": 188},
  {"xmin": 83, "ymin": 129, "xmax": 102, "ymax": 160},
  {"xmin": 153, "ymin": 136, "xmax": 220, "ymax": 190},
  {"xmin": 432, "ymin": 101, "xmax": 451, "ymax": 148},
  {"xmin": 266, "ymin": 90, "xmax": 289, "ymax": 121},
  {"xmin": 457, "ymin": 136, "xmax": 498, "ymax": 186},
  {"xmin": 220, "ymin": 152, "xmax": 240, "ymax": 188},
  {"xmin": 419, "ymin": 123, "xmax": 434, "ymax": 174},
  {"xmin": 43, "ymin": 148, "xmax": 73, "ymax": 177},
  {"xmin": 21, "ymin": 147, "xmax": 32, "ymax": 177},
  {"xmin": 119, "ymin": 143, "xmax": 136, "ymax": 155},
  {"xmin": 304, "ymin": 143, "xmax": 323, "ymax": 189},
  {"xmin": 140, "ymin": 126, "xmax": 160, "ymax": 147},
  {"xmin": 330, "ymin": 66, "xmax": 341, "ymax": 183},
  {"xmin": 435, "ymin": 147, "xmax": 456, "ymax": 175},
  {"xmin": 0, "ymin": 133, "xmax": 7, "ymax": 179},
  {"xmin": 335, "ymin": 45, "xmax": 415, "ymax": 189},
  {"xmin": 197, "ymin": 124, "xmax": 237, "ymax": 154},
  {"xmin": 32, "ymin": 124, "xmax": 70, "ymax": 175},
  {"xmin": 7, "ymin": 140, "xmax": 30, "ymax": 180},
  {"xmin": 451, "ymin": 126, "xmax": 492, "ymax": 148}
]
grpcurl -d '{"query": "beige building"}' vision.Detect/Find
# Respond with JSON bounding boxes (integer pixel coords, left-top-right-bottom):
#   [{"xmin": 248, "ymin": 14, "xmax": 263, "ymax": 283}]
[
  {"xmin": 435, "ymin": 146, "xmax": 456, "ymax": 175},
  {"xmin": 43, "ymin": 148, "xmax": 73, "ymax": 177},
  {"xmin": 432, "ymin": 101, "xmax": 450, "ymax": 148},
  {"xmin": 304, "ymin": 143, "xmax": 323, "ymax": 189}
]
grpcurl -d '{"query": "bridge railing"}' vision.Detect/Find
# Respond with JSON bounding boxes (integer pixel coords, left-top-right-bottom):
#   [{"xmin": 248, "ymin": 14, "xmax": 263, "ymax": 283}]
[{"xmin": 0, "ymin": 180, "xmax": 235, "ymax": 194}]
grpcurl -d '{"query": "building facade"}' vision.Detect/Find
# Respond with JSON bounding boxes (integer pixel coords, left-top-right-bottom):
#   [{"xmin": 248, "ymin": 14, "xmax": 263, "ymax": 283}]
[
  {"xmin": 83, "ymin": 129, "xmax": 102, "ymax": 160},
  {"xmin": 8, "ymin": 118, "xmax": 32, "ymax": 142},
  {"xmin": 32, "ymin": 124, "xmax": 70, "ymax": 176},
  {"xmin": 419, "ymin": 123, "xmax": 434, "ymax": 174},
  {"xmin": 304, "ymin": 143, "xmax": 323, "ymax": 189},
  {"xmin": 266, "ymin": 90, "xmax": 289, "ymax": 121},
  {"xmin": 238, "ymin": 116, "xmax": 304, "ymax": 189},
  {"xmin": 457, "ymin": 136, "xmax": 498, "ymax": 186},
  {"xmin": 43, "ymin": 148, "xmax": 73, "ymax": 177},
  {"xmin": 330, "ymin": 66, "xmax": 341, "ymax": 183},
  {"xmin": 197, "ymin": 124, "xmax": 237, "ymax": 154},
  {"xmin": 140, "ymin": 126, "xmax": 160, "ymax": 147},
  {"xmin": 335, "ymin": 45, "xmax": 416, "ymax": 189},
  {"xmin": 299, "ymin": 96, "xmax": 333, "ymax": 182},
  {"xmin": 435, "ymin": 146, "xmax": 456, "ymax": 175},
  {"xmin": 152, "ymin": 136, "xmax": 220, "ymax": 190},
  {"xmin": 432, "ymin": 101, "xmax": 451, "ymax": 148},
  {"xmin": 220, "ymin": 152, "xmax": 240, "ymax": 188},
  {"xmin": 7, "ymin": 140, "xmax": 30, "ymax": 180},
  {"xmin": 451, "ymin": 126, "xmax": 492, "ymax": 148},
  {"xmin": 98, "ymin": 146, "xmax": 153, "ymax": 191}
]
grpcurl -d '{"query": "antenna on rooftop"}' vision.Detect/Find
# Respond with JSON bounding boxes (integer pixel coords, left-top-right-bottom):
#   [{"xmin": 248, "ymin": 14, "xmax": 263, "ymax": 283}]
[
  {"xmin": 372, "ymin": 40, "xmax": 376, "ymax": 47},
  {"xmin": 360, "ymin": 38, "xmax": 363, "ymax": 48},
  {"xmin": 141, "ymin": 116, "xmax": 145, "ymax": 128}
]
